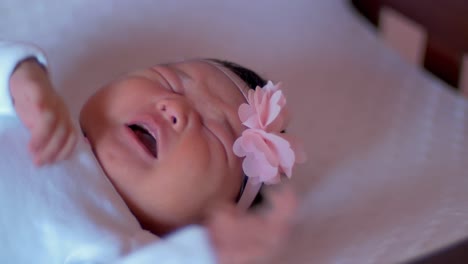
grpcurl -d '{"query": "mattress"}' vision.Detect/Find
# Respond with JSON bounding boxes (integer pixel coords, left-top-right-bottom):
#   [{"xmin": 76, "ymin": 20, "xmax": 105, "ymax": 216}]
[{"xmin": 1, "ymin": 0, "xmax": 467, "ymax": 263}]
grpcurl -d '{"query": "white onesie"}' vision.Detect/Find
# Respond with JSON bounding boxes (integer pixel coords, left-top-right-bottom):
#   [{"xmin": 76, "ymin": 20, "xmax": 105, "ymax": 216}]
[{"xmin": 0, "ymin": 41, "xmax": 215, "ymax": 264}]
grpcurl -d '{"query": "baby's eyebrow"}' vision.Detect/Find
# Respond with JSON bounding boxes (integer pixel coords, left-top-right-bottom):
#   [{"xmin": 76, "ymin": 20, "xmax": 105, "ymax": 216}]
[
  {"xmin": 148, "ymin": 67, "xmax": 171, "ymax": 87},
  {"xmin": 173, "ymin": 67, "xmax": 191, "ymax": 81}
]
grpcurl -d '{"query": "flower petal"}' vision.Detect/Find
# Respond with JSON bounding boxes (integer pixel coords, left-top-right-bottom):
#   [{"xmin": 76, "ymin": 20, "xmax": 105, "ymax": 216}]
[
  {"xmin": 263, "ymin": 81, "xmax": 280, "ymax": 94},
  {"xmin": 257, "ymin": 95, "xmax": 270, "ymax": 129},
  {"xmin": 243, "ymin": 115, "xmax": 261, "ymax": 129},
  {"xmin": 232, "ymin": 137, "xmax": 246, "ymax": 157},
  {"xmin": 263, "ymin": 132, "xmax": 296, "ymax": 177},
  {"xmin": 265, "ymin": 90, "xmax": 284, "ymax": 126},
  {"xmin": 238, "ymin": 103, "xmax": 253, "ymax": 123},
  {"xmin": 250, "ymin": 130, "xmax": 279, "ymax": 167},
  {"xmin": 242, "ymin": 151, "xmax": 278, "ymax": 183}
]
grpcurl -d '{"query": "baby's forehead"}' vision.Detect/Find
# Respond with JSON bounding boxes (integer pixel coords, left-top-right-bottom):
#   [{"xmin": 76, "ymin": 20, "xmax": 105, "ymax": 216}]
[
  {"xmin": 131, "ymin": 60, "xmax": 218, "ymax": 85},
  {"xmin": 118, "ymin": 60, "xmax": 249, "ymax": 108},
  {"xmin": 161, "ymin": 60, "xmax": 249, "ymax": 98},
  {"xmin": 165, "ymin": 60, "xmax": 223, "ymax": 78}
]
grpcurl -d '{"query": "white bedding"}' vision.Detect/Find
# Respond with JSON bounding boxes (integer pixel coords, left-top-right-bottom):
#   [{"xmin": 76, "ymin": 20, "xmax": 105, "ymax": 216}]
[{"xmin": 1, "ymin": 0, "xmax": 467, "ymax": 263}]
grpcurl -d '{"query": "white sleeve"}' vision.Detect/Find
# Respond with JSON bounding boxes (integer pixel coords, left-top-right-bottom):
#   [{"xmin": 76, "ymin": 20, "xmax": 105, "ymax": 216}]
[
  {"xmin": 116, "ymin": 226, "xmax": 216, "ymax": 264},
  {"xmin": 0, "ymin": 41, "xmax": 48, "ymax": 116}
]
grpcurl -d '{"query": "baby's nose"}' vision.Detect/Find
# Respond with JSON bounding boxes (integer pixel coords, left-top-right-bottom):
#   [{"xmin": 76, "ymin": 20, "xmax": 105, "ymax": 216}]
[{"xmin": 157, "ymin": 98, "xmax": 189, "ymax": 132}]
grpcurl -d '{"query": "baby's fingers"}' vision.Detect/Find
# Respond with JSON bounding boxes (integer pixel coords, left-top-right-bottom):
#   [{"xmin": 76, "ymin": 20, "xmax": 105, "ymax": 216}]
[
  {"xmin": 29, "ymin": 110, "xmax": 57, "ymax": 155},
  {"xmin": 34, "ymin": 120, "xmax": 69, "ymax": 165},
  {"xmin": 54, "ymin": 128, "xmax": 77, "ymax": 162}
]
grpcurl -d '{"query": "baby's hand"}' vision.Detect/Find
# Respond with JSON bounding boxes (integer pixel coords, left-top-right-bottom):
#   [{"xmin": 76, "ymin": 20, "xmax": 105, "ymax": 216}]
[
  {"xmin": 207, "ymin": 186, "xmax": 297, "ymax": 264},
  {"xmin": 9, "ymin": 58, "xmax": 77, "ymax": 166}
]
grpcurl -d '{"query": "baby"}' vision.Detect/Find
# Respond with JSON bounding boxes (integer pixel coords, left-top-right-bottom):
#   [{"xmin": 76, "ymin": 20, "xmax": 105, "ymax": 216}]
[{"xmin": 1, "ymin": 41, "xmax": 302, "ymax": 263}]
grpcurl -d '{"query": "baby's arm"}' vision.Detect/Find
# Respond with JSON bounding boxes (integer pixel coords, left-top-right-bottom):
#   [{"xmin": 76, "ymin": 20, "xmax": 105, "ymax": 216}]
[
  {"xmin": 207, "ymin": 186, "xmax": 297, "ymax": 264},
  {"xmin": 0, "ymin": 41, "xmax": 77, "ymax": 165}
]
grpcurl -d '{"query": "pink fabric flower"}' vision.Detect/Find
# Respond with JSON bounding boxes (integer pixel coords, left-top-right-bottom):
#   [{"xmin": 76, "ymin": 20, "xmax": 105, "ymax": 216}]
[
  {"xmin": 233, "ymin": 129, "xmax": 295, "ymax": 185},
  {"xmin": 233, "ymin": 81, "xmax": 303, "ymax": 185},
  {"xmin": 238, "ymin": 81, "xmax": 287, "ymax": 132}
]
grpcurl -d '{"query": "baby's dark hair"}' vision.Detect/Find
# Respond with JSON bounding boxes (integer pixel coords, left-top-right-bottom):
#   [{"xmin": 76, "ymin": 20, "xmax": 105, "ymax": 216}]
[
  {"xmin": 208, "ymin": 59, "xmax": 266, "ymax": 208},
  {"xmin": 208, "ymin": 59, "xmax": 267, "ymax": 89}
]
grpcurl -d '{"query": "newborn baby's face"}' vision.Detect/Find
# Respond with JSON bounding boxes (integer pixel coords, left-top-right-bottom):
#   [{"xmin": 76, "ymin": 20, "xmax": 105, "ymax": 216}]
[{"xmin": 79, "ymin": 61, "xmax": 247, "ymax": 234}]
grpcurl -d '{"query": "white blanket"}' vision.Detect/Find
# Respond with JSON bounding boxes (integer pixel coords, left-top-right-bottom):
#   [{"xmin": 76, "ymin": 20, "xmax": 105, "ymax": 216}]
[{"xmin": 0, "ymin": 117, "xmax": 153, "ymax": 263}]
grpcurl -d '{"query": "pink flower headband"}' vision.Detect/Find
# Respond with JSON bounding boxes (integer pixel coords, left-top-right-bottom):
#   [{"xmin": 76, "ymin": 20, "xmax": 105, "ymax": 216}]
[{"xmin": 203, "ymin": 61, "xmax": 305, "ymax": 210}]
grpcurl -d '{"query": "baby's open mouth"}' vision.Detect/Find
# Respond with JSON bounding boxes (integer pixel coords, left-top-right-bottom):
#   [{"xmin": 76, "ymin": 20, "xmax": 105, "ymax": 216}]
[{"xmin": 128, "ymin": 124, "xmax": 158, "ymax": 158}]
